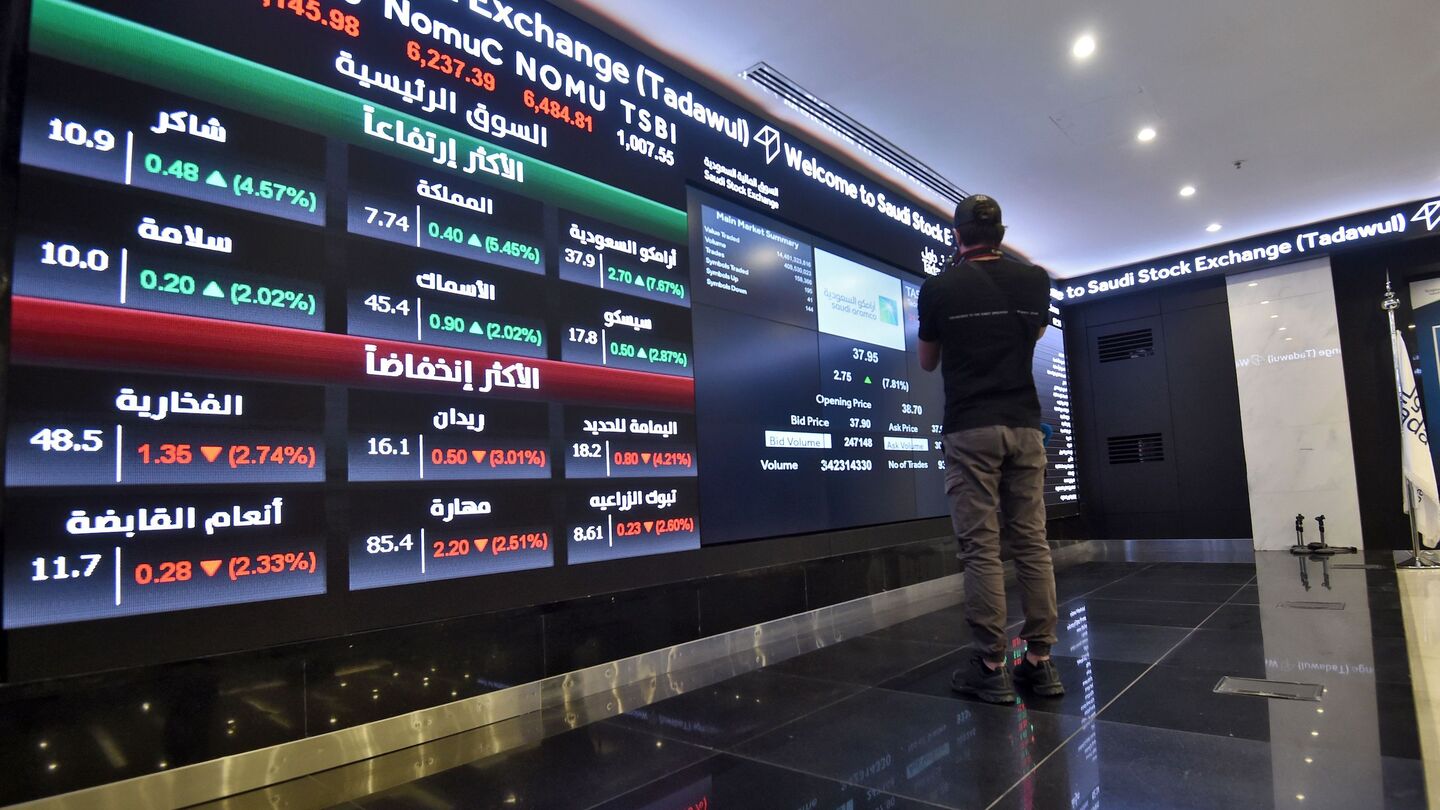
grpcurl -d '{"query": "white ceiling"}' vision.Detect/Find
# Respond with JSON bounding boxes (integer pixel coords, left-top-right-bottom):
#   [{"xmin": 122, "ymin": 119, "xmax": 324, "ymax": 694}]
[{"xmin": 561, "ymin": 0, "xmax": 1440, "ymax": 278}]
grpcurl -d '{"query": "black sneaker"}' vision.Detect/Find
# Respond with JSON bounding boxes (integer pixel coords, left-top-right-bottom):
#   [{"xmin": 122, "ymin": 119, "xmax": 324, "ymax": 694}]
[
  {"xmin": 951, "ymin": 652, "xmax": 1017, "ymax": 705},
  {"xmin": 1014, "ymin": 657, "xmax": 1065, "ymax": 697}
]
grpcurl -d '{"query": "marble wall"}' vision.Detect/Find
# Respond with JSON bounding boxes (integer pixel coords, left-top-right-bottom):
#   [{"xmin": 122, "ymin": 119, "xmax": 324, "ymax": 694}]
[{"xmin": 1228, "ymin": 259, "xmax": 1364, "ymax": 551}]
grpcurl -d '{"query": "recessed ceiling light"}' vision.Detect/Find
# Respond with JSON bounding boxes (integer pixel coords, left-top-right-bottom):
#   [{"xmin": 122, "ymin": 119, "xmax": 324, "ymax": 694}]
[
  {"xmin": 1137, "ymin": 127, "xmax": 1157, "ymax": 143},
  {"xmin": 1206, "ymin": 223, "xmax": 1223, "ymax": 233},
  {"xmin": 1072, "ymin": 34, "xmax": 1097, "ymax": 60},
  {"xmin": 1179, "ymin": 185, "xmax": 1196, "ymax": 197}
]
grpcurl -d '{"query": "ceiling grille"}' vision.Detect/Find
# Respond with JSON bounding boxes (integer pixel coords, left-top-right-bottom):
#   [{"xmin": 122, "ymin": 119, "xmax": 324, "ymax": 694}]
[
  {"xmin": 1097, "ymin": 329, "xmax": 1155, "ymax": 363},
  {"xmin": 740, "ymin": 61, "xmax": 968, "ymax": 206},
  {"xmin": 1107, "ymin": 433, "xmax": 1166, "ymax": 465}
]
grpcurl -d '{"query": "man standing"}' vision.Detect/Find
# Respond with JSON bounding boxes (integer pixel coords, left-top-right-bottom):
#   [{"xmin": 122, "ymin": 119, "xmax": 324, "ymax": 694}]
[{"xmin": 917, "ymin": 194, "xmax": 1063, "ymax": 704}]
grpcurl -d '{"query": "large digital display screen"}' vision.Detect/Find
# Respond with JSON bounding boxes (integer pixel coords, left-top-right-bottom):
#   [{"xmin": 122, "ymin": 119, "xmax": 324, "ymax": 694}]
[{"xmin": 1, "ymin": 0, "xmax": 1075, "ymax": 638}]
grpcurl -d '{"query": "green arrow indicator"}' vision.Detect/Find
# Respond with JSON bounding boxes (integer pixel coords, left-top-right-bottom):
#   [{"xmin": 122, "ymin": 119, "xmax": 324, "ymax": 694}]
[
  {"xmin": 467, "ymin": 234, "xmax": 483, "ymax": 247},
  {"xmin": 469, "ymin": 322, "xmax": 484, "ymax": 335},
  {"xmin": 202, "ymin": 280, "xmax": 225, "ymax": 298},
  {"xmin": 863, "ymin": 376, "xmax": 873, "ymax": 385},
  {"xmin": 205, "ymin": 170, "xmax": 227, "ymax": 188}
]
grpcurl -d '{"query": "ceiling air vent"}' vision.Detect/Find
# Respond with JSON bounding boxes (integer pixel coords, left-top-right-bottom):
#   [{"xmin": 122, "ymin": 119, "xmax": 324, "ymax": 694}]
[
  {"xmin": 1097, "ymin": 329, "xmax": 1155, "ymax": 363},
  {"xmin": 740, "ymin": 61, "xmax": 968, "ymax": 206},
  {"xmin": 1107, "ymin": 433, "xmax": 1165, "ymax": 465}
]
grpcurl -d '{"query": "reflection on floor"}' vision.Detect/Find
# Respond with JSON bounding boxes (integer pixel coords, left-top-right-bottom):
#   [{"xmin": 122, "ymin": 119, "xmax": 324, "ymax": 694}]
[{"xmin": 203, "ymin": 549, "xmax": 1436, "ymax": 810}]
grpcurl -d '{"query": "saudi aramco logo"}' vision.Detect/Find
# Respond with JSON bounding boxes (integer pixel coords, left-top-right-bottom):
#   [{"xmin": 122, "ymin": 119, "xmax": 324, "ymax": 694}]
[{"xmin": 878, "ymin": 296, "xmax": 899, "ymax": 326}]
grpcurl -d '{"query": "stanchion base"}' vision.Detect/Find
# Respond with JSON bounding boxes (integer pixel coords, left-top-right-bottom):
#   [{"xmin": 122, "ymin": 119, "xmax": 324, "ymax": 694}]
[{"xmin": 1397, "ymin": 550, "xmax": 1440, "ymax": 569}]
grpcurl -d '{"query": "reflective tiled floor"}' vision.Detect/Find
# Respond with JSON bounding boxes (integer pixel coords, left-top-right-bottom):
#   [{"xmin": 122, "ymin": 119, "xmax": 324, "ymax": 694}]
[{"xmin": 203, "ymin": 551, "xmax": 1436, "ymax": 809}]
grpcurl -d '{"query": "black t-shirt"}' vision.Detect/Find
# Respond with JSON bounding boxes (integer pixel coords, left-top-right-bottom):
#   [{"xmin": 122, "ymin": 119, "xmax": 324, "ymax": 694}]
[{"xmin": 918, "ymin": 256, "xmax": 1052, "ymax": 433}]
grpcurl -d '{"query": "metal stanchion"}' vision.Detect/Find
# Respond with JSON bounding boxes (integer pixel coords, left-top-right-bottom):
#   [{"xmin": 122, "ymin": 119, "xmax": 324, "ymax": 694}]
[{"xmin": 1384, "ymin": 280, "xmax": 1440, "ymax": 569}]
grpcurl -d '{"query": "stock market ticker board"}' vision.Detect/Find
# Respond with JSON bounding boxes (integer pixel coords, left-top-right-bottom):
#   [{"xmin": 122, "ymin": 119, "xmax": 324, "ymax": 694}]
[{"xmin": 2, "ymin": 0, "xmax": 1076, "ymax": 634}]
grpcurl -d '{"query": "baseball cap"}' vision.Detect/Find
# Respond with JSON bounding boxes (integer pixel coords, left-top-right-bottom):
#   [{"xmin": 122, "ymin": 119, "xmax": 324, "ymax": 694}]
[{"xmin": 954, "ymin": 195, "xmax": 1003, "ymax": 228}]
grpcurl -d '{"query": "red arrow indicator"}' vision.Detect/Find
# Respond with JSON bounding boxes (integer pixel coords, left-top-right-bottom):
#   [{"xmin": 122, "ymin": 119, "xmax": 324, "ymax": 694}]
[
  {"xmin": 199, "ymin": 559, "xmax": 222, "ymax": 577},
  {"xmin": 641, "ymin": 453, "xmax": 652, "ymax": 463},
  {"xmin": 472, "ymin": 450, "xmax": 487, "ymax": 463},
  {"xmin": 200, "ymin": 446, "xmax": 223, "ymax": 462},
  {"xmin": 643, "ymin": 521, "xmax": 654, "ymax": 532}
]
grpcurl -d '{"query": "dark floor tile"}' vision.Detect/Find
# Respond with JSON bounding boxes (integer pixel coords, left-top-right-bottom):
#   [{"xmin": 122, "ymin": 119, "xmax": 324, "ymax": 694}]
[
  {"xmin": 735, "ymin": 689, "xmax": 1080, "ymax": 808},
  {"xmin": 1370, "ymin": 637, "xmax": 1416, "ymax": 686},
  {"xmin": 1159, "ymin": 629, "xmax": 1269, "ymax": 678},
  {"xmin": 1054, "ymin": 576, "xmax": 1123, "ymax": 602},
  {"xmin": 590, "ymin": 754, "xmax": 938, "ymax": 810},
  {"xmin": 1368, "ymin": 606, "xmax": 1412, "ymax": 638},
  {"xmin": 1050, "ymin": 621, "xmax": 1191, "ymax": 665},
  {"xmin": 0, "ymin": 651, "xmax": 307, "ymax": 807},
  {"xmin": 1053, "ymin": 561, "xmax": 1153, "ymax": 579},
  {"xmin": 1198, "ymin": 603, "xmax": 1267, "ymax": 633},
  {"xmin": 1122, "ymin": 565, "xmax": 1257, "ymax": 585},
  {"xmin": 1228, "ymin": 584, "xmax": 1261, "ymax": 605},
  {"xmin": 1381, "ymin": 755, "xmax": 1431, "ymax": 808},
  {"xmin": 1100, "ymin": 664, "xmax": 1273, "ymax": 741},
  {"xmin": 1070, "ymin": 597, "xmax": 1220, "ymax": 628},
  {"xmin": 341, "ymin": 722, "xmax": 710, "ymax": 810},
  {"xmin": 990, "ymin": 721, "xmax": 1278, "ymax": 810},
  {"xmin": 1107, "ymin": 660, "xmax": 1423, "ymax": 764},
  {"xmin": 1202, "ymin": 602, "xmax": 1411, "ymax": 642},
  {"xmin": 1161, "ymin": 627, "xmax": 1413, "ymax": 687},
  {"xmin": 604, "ymin": 669, "xmax": 860, "ymax": 749},
  {"xmin": 1364, "ymin": 589, "xmax": 1405, "ymax": 611},
  {"xmin": 766, "ymin": 635, "xmax": 952, "ymax": 687},
  {"xmin": 865, "ymin": 605, "xmax": 977, "ymax": 647},
  {"xmin": 879, "ymin": 650, "xmax": 1148, "ymax": 719},
  {"xmin": 1089, "ymin": 579, "xmax": 1248, "ymax": 604}
]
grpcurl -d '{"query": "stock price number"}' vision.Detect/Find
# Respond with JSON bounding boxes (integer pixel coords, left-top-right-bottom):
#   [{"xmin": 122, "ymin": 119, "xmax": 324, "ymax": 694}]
[
  {"xmin": 40, "ymin": 241, "xmax": 110, "ymax": 272},
  {"xmin": 134, "ymin": 560, "xmax": 192, "ymax": 585},
  {"xmin": 852, "ymin": 348, "xmax": 880, "ymax": 364},
  {"xmin": 563, "ymin": 248, "xmax": 597, "ymax": 269},
  {"xmin": 849, "ymin": 418, "xmax": 872, "ymax": 430},
  {"xmin": 567, "ymin": 327, "xmax": 599, "ymax": 346},
  {"xmin": 406, "ymin": 41, "xmax": 498, "ymax": 91},
  {"xmin": 821, "ymin": 459, "xmax": 873, "ymax": 472},
  {"xmin": 137, "ymin": 443, "xmax": 191, "ymax": 464},
  {"xmin": 615, "ymin": 130, "xmax": 676, "ymax": 166},
  {"xmin": 47, "ymin": 118, "xmax": 116, "ymax": 153},
  {"xmin": 364, "ymin": 207, "xmax": 411, "ymax": 233},
  {"xmin": 30, "ymin": 428, "xmax": 105, "ymax": 453},
  {"xmin": 571, "ymin": 443, "xmax": 603, "ymax": 458},
  {"xmin": 523, "ymin": 89, "xmax": 594, "ymax": 133},
  {"xmin": 31, "ymin": 554, "xmax": 103, "ymax": 582},
  {"xmin": 901, "ymin": 403, "xmax": 925, "ymax": 416},
  {"xmin": 260, "ymin": 0, "xmax": 361, "ymax": 37},
  {"xmin": 573, "ymin": 524, "xmax": 604, "ymax": 542},
  {"xmin": 367, "ymin": 436, "xmax": 413, "ymax": 456},
  {"xmin": 363, "ymin": 294, "xmax": 412, "ymax": 317},
  {"xmin": 366, "ymin": 534, "xmax": 414, "ymax": 554}
]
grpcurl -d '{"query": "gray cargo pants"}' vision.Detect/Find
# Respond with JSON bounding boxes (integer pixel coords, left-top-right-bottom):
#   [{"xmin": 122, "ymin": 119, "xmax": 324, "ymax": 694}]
[{"xmin": 943, "ymin": 425, "xmax": 1057, "ymax": 664}]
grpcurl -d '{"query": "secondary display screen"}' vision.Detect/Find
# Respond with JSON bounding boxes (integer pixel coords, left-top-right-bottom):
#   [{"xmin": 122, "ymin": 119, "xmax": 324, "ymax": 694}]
[{"xmin": 2, "ymin": 0, "xmax": 1075, "ymax": 636}]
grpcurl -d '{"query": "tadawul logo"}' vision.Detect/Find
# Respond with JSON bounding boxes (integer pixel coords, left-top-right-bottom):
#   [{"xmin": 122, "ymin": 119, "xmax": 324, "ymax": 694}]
[
  {"xmin": 1414, "ymin": 200, "xmax": 1440, "ymax": 232},
  {"xmin": 754, "ymin": 125, "xmax": 782, "ymax": 164}
]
